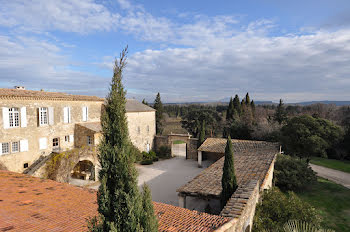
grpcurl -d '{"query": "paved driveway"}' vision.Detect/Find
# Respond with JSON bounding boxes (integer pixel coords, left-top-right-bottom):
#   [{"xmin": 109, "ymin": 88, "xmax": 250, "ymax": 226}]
[
  {"xmin": 310, "ymin": 164, "xmax": 350, "ymax": 189},
  {"xmin": 137, "ymin": 157, "xmax": 213, "ymax": 209}
]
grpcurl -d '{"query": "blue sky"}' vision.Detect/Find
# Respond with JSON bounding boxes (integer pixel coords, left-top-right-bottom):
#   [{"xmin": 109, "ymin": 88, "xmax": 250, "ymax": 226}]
[{"xmin": 0, "ymin": 0, "xmax": 350, "ymax": 103}]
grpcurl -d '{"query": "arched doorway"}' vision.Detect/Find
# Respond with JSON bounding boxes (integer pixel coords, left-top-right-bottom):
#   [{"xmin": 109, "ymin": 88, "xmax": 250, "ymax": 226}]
[
  {"xmin": 71, "ymin": 160, "xmax": 95, "ymax": 181},
  {"xmin": 171, "ymin": 140, "xmax": 187, "ymax": 158}
]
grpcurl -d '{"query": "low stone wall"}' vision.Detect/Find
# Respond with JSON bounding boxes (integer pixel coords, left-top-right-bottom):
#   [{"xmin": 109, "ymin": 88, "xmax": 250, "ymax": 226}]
[
  {"xmin": 187, "ymin": 138, "xmax": 198, "ymax": 159},
  {"xmin": 154, "ymin": 135, "xmax": 169, "ymax": 151},
  {"xmin": 216, "ymin": 180, "xmax": 260, "ymax": 232},
  {"xmin": 260, "ymin": 154, "xmax": 276, "ymax": 190},
  {"xmin": 154, "ymin": 135, "xmax": 198, "ymax": 160}
]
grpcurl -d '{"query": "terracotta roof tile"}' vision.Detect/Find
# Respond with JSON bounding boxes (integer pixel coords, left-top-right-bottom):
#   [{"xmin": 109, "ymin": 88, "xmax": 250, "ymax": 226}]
[
  {"xmin": 198, "ymin": 138, "xmax": 279, "ymax": 153},
  {"xmin": 0, "ymin": 171, "xmax": 229, "ymax": 232},
  {"xmin": 0, "ymin": 88, "xmax": 104, "ymax": 101}
]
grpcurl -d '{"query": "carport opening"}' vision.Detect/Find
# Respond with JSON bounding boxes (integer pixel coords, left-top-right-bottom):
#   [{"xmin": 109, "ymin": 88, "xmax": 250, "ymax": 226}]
[
  {"xmin": 171, "ymin": 140, "xmax": 187, "ymax": 158},
  {"xmin": 71, "ymin": 160, "xmax": 95, "ymax": 181}
]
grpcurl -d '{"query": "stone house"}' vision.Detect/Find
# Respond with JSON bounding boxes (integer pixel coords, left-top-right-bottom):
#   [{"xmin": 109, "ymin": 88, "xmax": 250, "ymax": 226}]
[{"xmin": 0, "ymin": 88, "xmax": 155, "ymax": 174}]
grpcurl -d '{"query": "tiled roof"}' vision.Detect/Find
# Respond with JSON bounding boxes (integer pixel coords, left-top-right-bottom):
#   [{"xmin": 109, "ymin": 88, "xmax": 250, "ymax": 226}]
[
  {"xmin": 220, "ymin": 180, "xmax": 259, "ymax": 218},
  {"xmin": 198, "ymin": 138, "xmax": 279, "ymax": 153},
  {"xmin": 154, "ymin": 202, "xmax": 229, "ymax": 232},
  {"xmin": 0, "ymin": 171, "xmax": 228, "ymax": 232},
  {"xmin": 77, "ymin": 122, "xmax": 102, "ymax": 133},
  {"xmin": 0, "ymin": 88, "xmax": 104, "ymax": 101},
  {"xmin": 177, "ymin": 149, "xmax": 277, "ymax": 198},
  {"xmin": 125, "ymin": 99, "xmax": 156, "ymax": 112}
]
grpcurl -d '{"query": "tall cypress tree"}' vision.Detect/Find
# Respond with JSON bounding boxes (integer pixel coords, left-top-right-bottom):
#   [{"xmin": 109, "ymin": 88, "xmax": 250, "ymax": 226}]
[
  {"xmin": 198, "ymin": 120, "xmax": 206, "ymax": 147},
  {"xmin": 142, "ymin": 98, "xmax": 149, "ymax": 106},
  {"xmin": 141, "ymin": 184, "xmax": 158, "ymax": 231},
  {"xmin": 221, "ymin": 136, "xmax": 238, "ymax": 209},
  {"xmin": 90, "ymin": 47, "xmax": 157, "ymax": 232},
  {"xmin": 245, "ymin": 92, "xmax": 250, "ymax": 106},
  {"xmin": 226, "ymin": 97, "xmax": 233, "ymax": 120},
  {"xmin": 274, "ymin": 99, "xmax": 287, "ymax": 125},
  {"xmin": 154, "ymin": 93, "xmax": 164, "ymax": 134},
  {"xmin": 233, "ymin": 94, "xmax": 241, "ymax": 116}
]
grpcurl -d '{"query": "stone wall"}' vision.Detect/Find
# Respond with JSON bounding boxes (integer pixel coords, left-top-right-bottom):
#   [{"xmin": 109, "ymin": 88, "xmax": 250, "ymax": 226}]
[
  {"xmin": 126, "ymin": 111, "xmax": 156, "ymax": 152},
  {"xmin": 0, "ymin": 99, "xmax": 102, "ymax": 172},
  {"xmin": 154, "ymin": 135, "xmax": 198, "ymax": 159},
  {"xmin": 261, "ymin": 155, "xmax": 276, "ymax": 190},
  {"xmin": 217, "ymin": 180, "xmax": 260, "ymax": 232},
  {"xmin": 187, "ymin": 138, "xmax": 198, "ymax": 159}
]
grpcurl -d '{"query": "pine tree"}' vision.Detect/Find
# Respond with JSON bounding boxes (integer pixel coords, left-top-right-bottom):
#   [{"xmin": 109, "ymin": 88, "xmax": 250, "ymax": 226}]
[
  {"xmin": 141, "ymin": 184, "xmax": 158, "ymax": 232},
  {"xmin": 233, "ymin": 94, "xmax": 241, "ymax": 116},
  {"xmin": 221, "ymin": 136, "xmax": 238, "ymax": 209},
  {"xmin": 90, "ymin": 47, "xmax": 157, "ymax": 231},
  {"xmin": 154, "ymin": 93, "xmax": 164, "ymax": 134},
  {"xmin": 198, "ymin": 120, "xmax": 206, "ymax": 147},
  {"xmin": 274, "ymin": 99, "xmax": 288, "ymax": 125},
  {"xmin": 245, "ymin": 92, "xmax": 250, "ymax": 106}
]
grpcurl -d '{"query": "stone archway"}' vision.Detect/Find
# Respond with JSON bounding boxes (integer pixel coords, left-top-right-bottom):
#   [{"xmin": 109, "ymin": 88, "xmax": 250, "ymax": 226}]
[{"xmin": 71, "ymin": 160, "xmax": 95, "ymax": 181}]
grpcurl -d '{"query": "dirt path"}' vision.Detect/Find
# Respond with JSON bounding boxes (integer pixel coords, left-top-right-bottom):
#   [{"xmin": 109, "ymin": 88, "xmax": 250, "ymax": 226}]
[{"xmin": 310, "ymin": 164, "xmax": 350, "ymax": 189}]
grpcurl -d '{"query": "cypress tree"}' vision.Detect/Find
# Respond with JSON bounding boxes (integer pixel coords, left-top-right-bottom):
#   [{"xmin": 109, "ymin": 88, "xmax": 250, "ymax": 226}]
[
  {"xmin": 141, "ymin": 184, "xmax": 158, "ymax": 231},
  {"xmin": 226, "ymin": 97, "xmax": 234, "ymax": 120},
  {"xmin": 251, "ymin": 100, "xmax": 256, "ymax": 117},
  {"xmin": 274, "ymin": 99, "xmax": 288, "ymax": 125},
  {"xmin": 198, "ymin": 120, "xmax": 206, "ymax": 147},
  {"xmin": 90, "ymin": 47, "xmax": 157, "ymax": 231},
  {"xmin": 233, "ymin": 94, "xmax": 241, "ymax": 116},
  {"xmin": 142, "ymin": 98, "xmax": 148, "ymax": 106},
  {"xmin": 245, "ymin": 92, "xmax": 250, "ymax": 106},
  {"xmin": 154, "ymin": 93, "xmax": 164, "ymax": 134},
  {"xmin": 221, "ymin": 136, "xmax": 238, "ymax": 209}
]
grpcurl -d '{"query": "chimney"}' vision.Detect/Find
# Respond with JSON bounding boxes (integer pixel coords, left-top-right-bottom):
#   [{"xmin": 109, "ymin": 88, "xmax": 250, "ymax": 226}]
[{"xmin": 14, "ymin": 86, "xmax": 25, "ymax": 90}]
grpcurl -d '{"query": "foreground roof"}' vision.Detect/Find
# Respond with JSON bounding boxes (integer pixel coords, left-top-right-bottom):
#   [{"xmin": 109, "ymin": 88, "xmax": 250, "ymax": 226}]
[
  {"xmin": 0, "ymin": 88, "xmax": 104, "ymax": 102},
  {"xmin": 178, "ymin": 142, "xmax": 278, "ymax": 198},
  {"xmin": 198, "ymin": 138, "xmax": 279, "ymax": 153},
  {"xmin": 0, "ymin": 171, "xmax": 228, "ymax": 232}
]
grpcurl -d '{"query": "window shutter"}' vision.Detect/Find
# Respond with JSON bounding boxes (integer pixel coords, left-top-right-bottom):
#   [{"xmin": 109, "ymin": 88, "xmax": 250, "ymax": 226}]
[
  {"xmin": 82, "ymin": 107, "xmax": 87, "ymax": 121},
  {"xmin": 20, "ymin": 140, "xmax": 29, "ymax": 152},
  {"xmin": 20, "ymin": 107, "xmax": 27, "ymax": 127},
  {"xmin": 68, "ymin": 107, "xmax": 71, "ymax": 123},
  {"xmin": 48, "ymin": 107, "xmax": 54, "ymax": 125},
  {"xmin": 63, "ymin": 107, "xmax": 68, "ymax": 123},
  {"xmin": 2, "ymin": 107, "xmax": 9, "ymax": 129},
  {"xmin": 37, "ymin": 108, "xmax": 40, "ymax": 127},
  {"xmin": 0, "ymin": 143, "xmax": 2, "ymax": 155},
  {"xmin": 69, "ymin": 134, "xmax": 74, "ymax": 143},
  {"xmin": 39, "ymin": 138, "xmax": 47, "ymax": 150}
]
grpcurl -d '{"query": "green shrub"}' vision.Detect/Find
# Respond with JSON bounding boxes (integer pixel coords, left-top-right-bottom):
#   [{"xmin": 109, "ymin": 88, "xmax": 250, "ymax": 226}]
[
  {"xmin": 129, "ymin": 144, "xmax": 143, "ymax": 162},
  {"xmin": 140, "ymin": 159, "xmax": 153, "ymax": 165},
  {"xmin": 274, "ymin": 154, "xmax": 317, "ymax": 192},
  {"xmin": 157, "ymin": 145, "xmax": 171, "ymax": 158},
  {"xmin": 253, "ymin": 187, "xmax": 321, "ymax": 232}
]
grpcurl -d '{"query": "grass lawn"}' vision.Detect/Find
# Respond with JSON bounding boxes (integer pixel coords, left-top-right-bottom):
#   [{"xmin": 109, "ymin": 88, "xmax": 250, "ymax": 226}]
[
  {"xmin": 310, "ymin": 157, "xmax": 350, "ymax": 173},
  {"xmin": 173, "ymin": 140, "xmax": 186, "ymax": 144},
  {"xmin": 297, "ymin": 178, "xmax": 350, "ymax": 232}
]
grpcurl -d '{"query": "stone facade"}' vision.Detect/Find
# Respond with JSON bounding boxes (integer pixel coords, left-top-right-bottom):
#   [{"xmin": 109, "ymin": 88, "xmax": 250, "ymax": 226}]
[
  {"xmin": 0, "ymin": 89, "xmax": 156, "ymax": 174},
  {"xmin": 0, "ymin": 98, "xmax": 102, "ymax": 172}
]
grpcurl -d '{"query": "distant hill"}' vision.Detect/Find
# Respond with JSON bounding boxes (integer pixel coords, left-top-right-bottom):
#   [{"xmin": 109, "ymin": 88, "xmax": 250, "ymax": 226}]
[{"xmin": 292, "ymin": 101, "xmax": 350, "ymax": 106}]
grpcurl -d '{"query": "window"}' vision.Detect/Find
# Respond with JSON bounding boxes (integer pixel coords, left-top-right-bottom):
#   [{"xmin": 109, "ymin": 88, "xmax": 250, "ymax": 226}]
[
  {"xmin": 2, "ymin": 143, "xmax": 9, "ymax": 154},
  {"xmin": 65, "ymin": 135, "xmax": 70, "ymax": 142},
  {"xmin": 12, "ymin": 141, "xmax": 19, "ymax": 153},
  {"xmin": 39, "ymin": 107, "xmax": 48, "ymax": 125},
  {"xmin": 63, "ymin": 107, "xmax": 71, "ymax": 123},
  {"xmin": 53, "ymin": 138, "xmax": 59, "ymax": 148},
  {"xmin": 9, "ymin": 108, "xmax": 19, "ymax": 128},
  {"xmin": 23, "ymin": 163, "xmax": 28, "ymax": 168},
  {"xmin": 87, "ymin": 136, "xmax": 92, "ymax": 145}
]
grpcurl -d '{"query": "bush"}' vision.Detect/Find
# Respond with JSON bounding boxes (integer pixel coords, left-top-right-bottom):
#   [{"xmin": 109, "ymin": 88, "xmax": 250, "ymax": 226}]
[
  {"xmin": 253, "ymin": 187, "xmax": 321, "ymax": 232},
  {"xmin": 274, "ymin": 154, "xmax": 317, "ymax": 192},
  {"xmin": 129, "ymin": 144, "xmax": 142, "ymax": 162},
  {"xmin": 140, "ymin": 159, "xmax": 153, "ymax": 165},
  {"xmin": 157, "ymin": 145, "xmax": 171, "ymax": 158}
]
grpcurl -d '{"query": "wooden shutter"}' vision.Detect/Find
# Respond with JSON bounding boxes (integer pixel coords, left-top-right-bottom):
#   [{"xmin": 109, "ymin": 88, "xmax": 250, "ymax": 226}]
[
  {"xmin": 20, "ymin": 107, "xmax": 27, "ymax": 127},
  {"xmin": 68, "ymin": 107, "xmax": 71, "ymax": 123},
  {"xmin": 69, "ymin": 134, "xmax": 74, "ymax": 143},
  {"xmin": 2, "ymin": 107, "xmax": 9, "ymax": 129},
  {"xmin": 20, "ymin": 139, "xmax": 29, "ymax": 152},
  {"xmin": 37, "ymin": 108, "xmax": 40, "ymax": 127},
  {"xmin": 63, "ymin": 107, "xmax": 68, "ymax": 123},
  {"xmin": 48, "ymin": 107, "xmax": 54, "ymax": 125},
  {"xmin": 39, "ymin": 138, "xmax": 47, "ymax": 150},
  {"xmin": 82, "ymin": 106, "xmax": 87, "ymax": 121}
]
